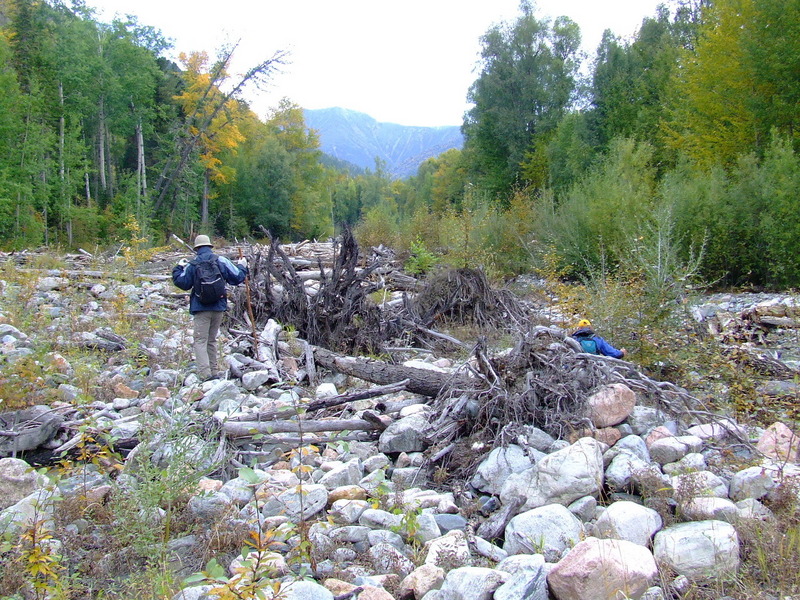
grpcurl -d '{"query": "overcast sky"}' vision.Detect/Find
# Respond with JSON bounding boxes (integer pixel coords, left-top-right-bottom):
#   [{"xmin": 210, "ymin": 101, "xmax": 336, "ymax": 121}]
[{"xmin": 88, "ymin": 0, "xmax": 669, "ymax": 127}]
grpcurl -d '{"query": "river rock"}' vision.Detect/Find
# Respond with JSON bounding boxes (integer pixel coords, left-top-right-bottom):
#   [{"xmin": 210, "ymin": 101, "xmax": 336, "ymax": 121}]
[
  {"xmin": 594, "ymin": 500, "xmax": 663, "ymax": 546},
  {"xmin": 648, "ymin": 435, "xmax": 703, "ymax": 465},
  {"xmin": 424, "ymin": 530, "xmax": 471, "ymax": 567},
  {"xmin": 0, "ymin": 457, "xmax": 47, "ymax": 510},
  {"xmin": 439, "ymin": 567, "xmax": 509, "ymax": 600},
  {"xmin": 504, "ymin": 503, "xmax": 583, "ymax": 561},
  {"xmin": 0, "ymin": 405, "xmax": 64, "ymax": 456},
  {"xmin": 400, "ymin": 564, "xmax": 446, "ymax": 600},
  {"xmin": 500, "ymin": 437, "xmax": 604, "ymax": 510},
  {"xmin": 756, "ymin": 422, "xmax": 800, "ymax": 463},
  {"xmin": 728, "ymin": 465, "xmax": 777, "ymax": 501},
  {"xmin": 653, "ymin": 520, "xmax": 739, "ymax": 580},
  {"xmin": 470, "ymin": 444, "xmax": 534, "ymax": 495},
  {"xmin": 547, "ymin": 537, "xmax": 658, "ymax": 600},
  {"xmin": 586, "ymin": 383, "xmax": 636, "ymax": 427},
  {"xmin": 378, "ymin": 413, "xmax": 429, "ymax": 453}
]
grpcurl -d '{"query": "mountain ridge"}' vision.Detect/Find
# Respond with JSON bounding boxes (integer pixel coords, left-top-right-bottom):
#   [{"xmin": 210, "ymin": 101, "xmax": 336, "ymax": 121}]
[{"xmin": 304, "ymin": 107, "xmax": 463, "ymax": 179}]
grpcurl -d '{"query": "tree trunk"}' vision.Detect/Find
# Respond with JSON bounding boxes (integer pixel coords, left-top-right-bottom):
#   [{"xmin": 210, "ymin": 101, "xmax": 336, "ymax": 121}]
[
  {"xmin": 97, "ymin": 96, "xmax": 107, "ymax": 192},
  {"xmin": 59, "ymin": 80, "xmax": 72, "ymax": 246},
  {"xmin": 313, "ymin": 347, "xmax": 469, "ymax": 398},
  {"xmin": 221, "ymin": 417, "xmax": 383, "ymax": 439},
  {"xmin": 136, "ymin": 116, "xmax": 147, "ymax": 218},
  {"xmin": 105, "ymin": 120, "xmax": 115, "ymax": 196},
  {"xmin": 201, "ymin": 169, "xmax": 209, "ymax": 228},
  {"xmin": 225, "ymin": 379, "xmax": 410, "ymax": 423},
  {"xmin": 84, "ymin": 171, "xmax": 91, "ymax": 205}
]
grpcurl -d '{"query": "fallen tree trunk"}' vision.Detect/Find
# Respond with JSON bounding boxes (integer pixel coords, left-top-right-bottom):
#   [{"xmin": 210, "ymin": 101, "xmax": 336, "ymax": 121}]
[
  {"xmin": 221, "ymin": 417, "xmax": 383, "ymax": 439},
  {"xmin": 313, "ymin": 347, "xmax": 472, "ymax": 398},
  {"xmin": 226, "ymin": 379, "xmax": 411, "ymax": 423}
]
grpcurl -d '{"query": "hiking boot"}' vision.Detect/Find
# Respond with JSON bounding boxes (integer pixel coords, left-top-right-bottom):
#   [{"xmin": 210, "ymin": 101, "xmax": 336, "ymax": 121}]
[{"xmin": 202, "ymin": 371, "xmax": 226, "ymax": 382}]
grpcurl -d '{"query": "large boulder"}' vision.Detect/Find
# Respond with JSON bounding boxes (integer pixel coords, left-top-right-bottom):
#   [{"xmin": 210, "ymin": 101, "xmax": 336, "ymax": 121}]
[
  {"xmin": 0, "ymin": 458, "xmax": 47, "ymax": 510},
  {"xmin": 504, "ymin": 504, "xmax": 584, "ymax": 561},
  {"xmin": 586, "ymin": 383, "xmax": 637, "ymax": 428},
  {"xmin": 594, "ymin": 501, "xmax": 663, "ymax": 547},
  {"xmin": 500, "ymin": 438, "xmax": 604, "ymax": 510},
  {"xmin": 0, "ymin": 405, "xmax": 64, "ymax": 456},
  {"xmin": 378, "ymin": 413, "xmax": 429, "ymax": 453},
  {"xmin": 547, "ymin": 537, "xmax": 658, "ymax": 600},
  {"xmin": 653, "ymin": 520, "xmax": 739, "ymax": 580},
  {"xmin": 470, "ymin": 445, "xmax": 534, "ymax": 495}
]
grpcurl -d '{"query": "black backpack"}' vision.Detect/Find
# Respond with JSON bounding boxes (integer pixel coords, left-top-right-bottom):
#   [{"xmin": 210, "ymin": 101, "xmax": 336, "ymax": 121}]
[
  {"xmin": 574, "ymin": 332, "xmax": 599, "ymax": 354},
  {"xmin": 191, "ymin": 255, "xmax": 226, "ymax": 305}
]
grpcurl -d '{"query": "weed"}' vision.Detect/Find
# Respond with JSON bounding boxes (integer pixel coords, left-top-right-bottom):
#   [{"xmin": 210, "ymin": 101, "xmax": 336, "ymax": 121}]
[
  {"xmin": 119, "ymin": 216, "xmax": 165, "ymax": 269},
  {"xmin": 391, "ymin": 503, "xmax": 424, "ymax": 547},
  {"xmin": 27, "ymin": 254, "xmax": 69, "ymax": 271},
  {"xmin": 0, "ymin": 352, "xmax": 59, "ymax": 410},
  {"xmin": 405, "ymin": 238, "xmax": 439, "ymax": 276},
  {"xmin": 184, "ymin": 466, "xmax": 288, "ymax": 600},
  {"xmin": 16, "ymin": 519, "xmax": 65, "ymax": 599},
  {"xmin": 726, "ymin": 516, "xmax": 800, "ymax": 598},
  {"xmin": 0, "ymin": 471, "xmax": 67, "ymax": 600}
]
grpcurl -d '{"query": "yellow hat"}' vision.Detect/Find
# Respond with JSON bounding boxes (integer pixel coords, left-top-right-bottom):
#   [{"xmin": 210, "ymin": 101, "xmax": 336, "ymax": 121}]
[{"xmin": 577, "ymin": 319, "xmax": 591, "ymax": 328}]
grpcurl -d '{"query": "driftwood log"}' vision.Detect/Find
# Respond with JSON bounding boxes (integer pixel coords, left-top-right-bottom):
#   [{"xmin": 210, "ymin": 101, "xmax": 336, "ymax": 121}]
[
  {"xmin": 225, "ymin": 380, "xmax": 411, "ymax": 424},
  {"xmin": 221, "ymin": 417, "xmax": 384, "ymax": 439},
  {"xmin": 313, "ymin": 347, "xmax": 472, "ymax": 398}
]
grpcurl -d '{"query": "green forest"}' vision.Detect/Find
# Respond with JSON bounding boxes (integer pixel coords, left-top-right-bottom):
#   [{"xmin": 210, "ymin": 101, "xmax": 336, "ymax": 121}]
[{"xmin": 1, "ymin": 0, "xmax": 799, "ymax": 289}]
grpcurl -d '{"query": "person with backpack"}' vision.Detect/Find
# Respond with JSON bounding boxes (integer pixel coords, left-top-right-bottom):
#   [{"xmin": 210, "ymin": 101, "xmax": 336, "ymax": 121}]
[
  {"xmin": 572, "ymin": 319, "xmax": 627, "ymax": 359},
  {"xmin": 172, "ymin": 235, "xmax": 248, "ymax": 381}
]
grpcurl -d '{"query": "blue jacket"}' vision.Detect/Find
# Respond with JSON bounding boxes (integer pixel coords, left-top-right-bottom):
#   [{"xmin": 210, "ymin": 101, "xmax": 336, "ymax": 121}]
[
  {"xmin": 572, "ymin": 327, "xmax": 625, "ymax": 359},
  {"xmin": 172, "ymin": 246, "xmax": 248, "ymax": 314}
]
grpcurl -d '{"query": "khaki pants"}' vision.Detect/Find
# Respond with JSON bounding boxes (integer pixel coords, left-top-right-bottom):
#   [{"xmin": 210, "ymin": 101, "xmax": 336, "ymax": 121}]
[{"xmin": 193, "ymin": 310, "xmax": 224, "ymax": 378}]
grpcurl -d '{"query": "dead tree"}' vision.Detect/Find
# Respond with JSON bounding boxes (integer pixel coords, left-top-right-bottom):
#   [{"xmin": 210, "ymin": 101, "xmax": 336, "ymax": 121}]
[{"xmin": 259, "ymin": 227, "xmax": 393, "ymax": 354}]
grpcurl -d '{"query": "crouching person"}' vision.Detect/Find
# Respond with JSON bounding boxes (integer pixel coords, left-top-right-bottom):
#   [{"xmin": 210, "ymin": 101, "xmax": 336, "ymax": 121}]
[{"xmin": 172, "ymin": 235, "xmax": 248, "ymax": 381}]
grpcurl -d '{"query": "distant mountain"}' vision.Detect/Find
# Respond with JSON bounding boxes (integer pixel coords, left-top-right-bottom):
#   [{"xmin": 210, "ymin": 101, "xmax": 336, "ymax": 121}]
[{"xmin": 304, "ymin": 107, "xmax": 463, "ymax": 179}]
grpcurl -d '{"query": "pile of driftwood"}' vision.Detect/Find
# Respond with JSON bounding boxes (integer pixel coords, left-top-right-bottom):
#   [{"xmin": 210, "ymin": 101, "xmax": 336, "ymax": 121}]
[
  {"xmin": 0, "ymin": 234, "xmax": 718, "ymax": 479},
  {"xmin": 226, "ymin": 228, "xmax": 535, "ymax": 357},
  {"xmin": 217, "ymin": 231, "xmax": 705, "ymax": 477}
]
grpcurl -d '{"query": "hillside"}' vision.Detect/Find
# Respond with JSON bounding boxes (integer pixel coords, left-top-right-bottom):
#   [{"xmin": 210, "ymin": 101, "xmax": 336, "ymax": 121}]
[{"xmin": 304, "ymin": 107, "xmax": 463, "ymax": 179}]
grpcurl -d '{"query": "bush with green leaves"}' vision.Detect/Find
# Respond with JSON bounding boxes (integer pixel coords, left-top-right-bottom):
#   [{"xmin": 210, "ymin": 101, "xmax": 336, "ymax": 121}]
[{"xmin": 404, "ymin": 238, "xmax": 439, "ymax": 276}]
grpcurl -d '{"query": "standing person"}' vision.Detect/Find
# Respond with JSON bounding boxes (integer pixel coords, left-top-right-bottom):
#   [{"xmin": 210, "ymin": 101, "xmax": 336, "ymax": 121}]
[
  {"xmin": 572, "ymin": 319, "xmax": 628, "ymax": 359},
  {"xmin": 172, "ymin": 235, "xmax": 248, "ymax": 381}
]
